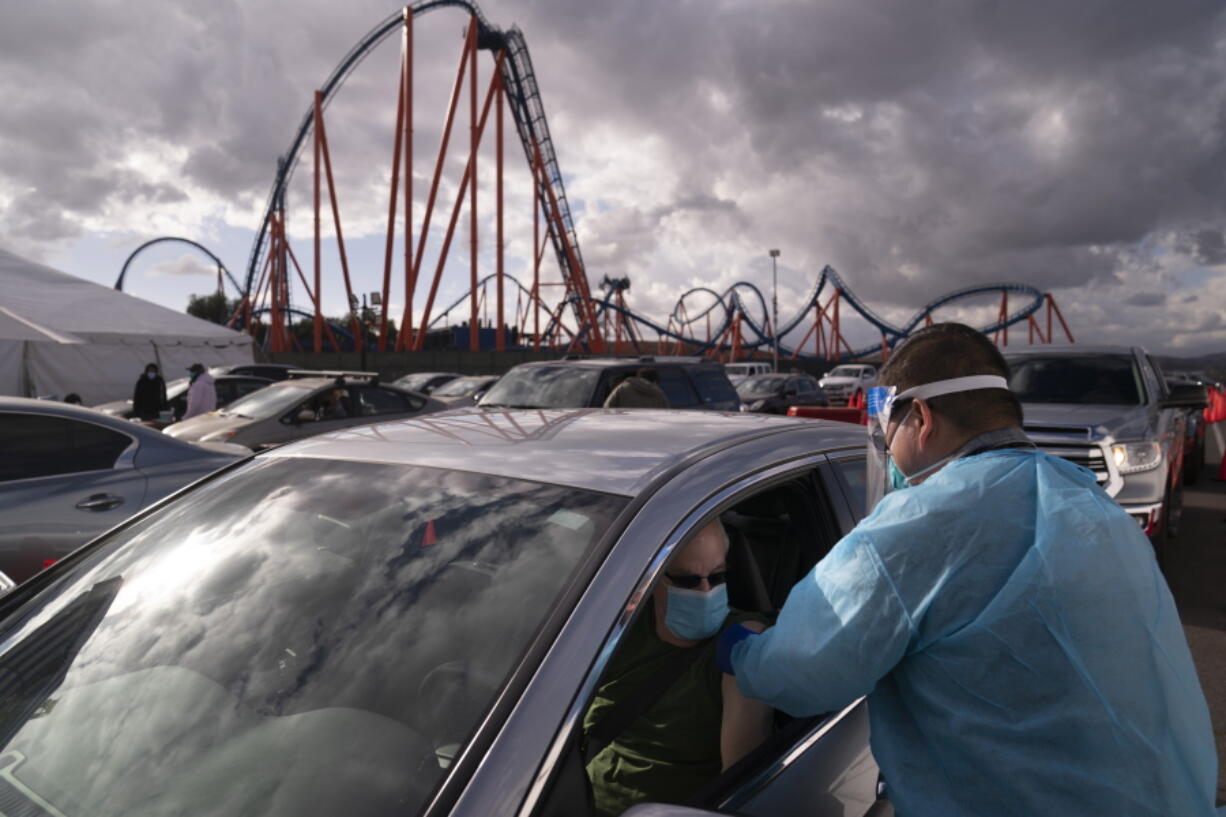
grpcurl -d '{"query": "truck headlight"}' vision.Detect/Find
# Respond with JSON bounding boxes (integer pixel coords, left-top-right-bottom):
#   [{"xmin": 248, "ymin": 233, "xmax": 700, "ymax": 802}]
[{"xmin": 1110, "ymin": 441, "xmax": 1162, "ymax": 474}]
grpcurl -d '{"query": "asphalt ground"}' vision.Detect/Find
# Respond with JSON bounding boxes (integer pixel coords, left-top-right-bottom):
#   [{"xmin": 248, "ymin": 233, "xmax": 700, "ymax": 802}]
[{"xmin": 1170, "ymin": 421, "xmax": 1226, "ymax": 806}]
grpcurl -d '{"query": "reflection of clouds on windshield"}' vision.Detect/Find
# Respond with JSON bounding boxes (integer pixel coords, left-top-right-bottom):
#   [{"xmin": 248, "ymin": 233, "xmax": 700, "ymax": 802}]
[
  {"xmin": 290, "ymin": 408, "xmax": 797, "ymax": 495},
  {"xmin": 0, "ymin": 456, "xmax": 626, "ymax": 817}
]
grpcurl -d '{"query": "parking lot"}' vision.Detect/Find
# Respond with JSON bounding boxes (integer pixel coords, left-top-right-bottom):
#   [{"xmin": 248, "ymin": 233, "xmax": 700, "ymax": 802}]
[{"xmin": 1171, "ymin": 423, "xmax": 1226, "ymax": 805}]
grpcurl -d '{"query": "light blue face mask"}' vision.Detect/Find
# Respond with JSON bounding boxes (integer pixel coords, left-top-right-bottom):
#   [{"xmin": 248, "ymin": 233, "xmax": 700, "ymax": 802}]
[
  {"xmin": 145, "ymin": 372, "xmax": 157, "ymax": 380},
  {"xmin": 888, "ymin": 457, "xmax": 911, "ymax": 491},
  {"xmin": 664, "ymin": 583, "xmax": 729, "ymax": 641}
]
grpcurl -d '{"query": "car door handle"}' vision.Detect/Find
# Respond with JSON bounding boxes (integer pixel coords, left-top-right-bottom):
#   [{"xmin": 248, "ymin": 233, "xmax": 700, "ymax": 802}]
[{"xmin": 75, "ymin": 493, "xmax": 125, "ymax": 512}]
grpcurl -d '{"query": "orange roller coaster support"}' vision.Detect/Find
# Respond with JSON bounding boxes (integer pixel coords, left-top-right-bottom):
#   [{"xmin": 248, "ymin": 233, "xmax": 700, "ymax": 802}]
[
  {"xmin": 413, "ymin": 47, "xmax": 507, "ymax": 351},
  {"xmin": 313, "ymin": 90, "xmax": 362, "ymax": 348}
]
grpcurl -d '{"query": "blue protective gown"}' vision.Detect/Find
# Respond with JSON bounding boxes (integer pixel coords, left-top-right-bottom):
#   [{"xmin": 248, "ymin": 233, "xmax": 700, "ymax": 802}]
[{"xmin": 731, "ymin": 448, "xmax": 1221, "ymax": 817}]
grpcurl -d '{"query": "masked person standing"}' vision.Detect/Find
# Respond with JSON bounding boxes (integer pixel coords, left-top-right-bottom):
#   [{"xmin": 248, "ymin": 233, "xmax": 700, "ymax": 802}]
[
  {"xmin": 132, "ymin": 362, "xmax": 167, "ymax": 421},
  {"xmin": 182, "ymin": 363, "xmax": 217, "ymax": 421},
  {"xmin": 717, "ymin": 323, "xmax": 1222, "ymax": 817}
]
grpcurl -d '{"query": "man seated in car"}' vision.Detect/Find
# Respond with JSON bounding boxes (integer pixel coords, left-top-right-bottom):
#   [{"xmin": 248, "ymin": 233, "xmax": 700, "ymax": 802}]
[
  {"xmin": 582, "ymin": 520, "xmax": 772, "ymax": 816},
  {"xmin": 319, "ymin": 387, "xmax": 350, "ymax": 420}
]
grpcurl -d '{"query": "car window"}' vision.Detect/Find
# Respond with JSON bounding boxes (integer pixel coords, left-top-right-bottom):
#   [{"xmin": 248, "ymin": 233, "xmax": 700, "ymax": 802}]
[
  {"xmin": 224, "ymin": 383, "xmax": 314, "ymax": 419},
  {"xmin": 830, "ymin": 456, "xmax": 868, "ymax": 520},
  {"xmin": 565, "ymin": 473, "xmax": 844, "ymax": 817},
  {"xmin": 690, "ymin": 368, "xmax": 739, "ymax": 405},
  {"xmin": 797, "ymin": 378, "xmax": 817, "ymax": 394},
  {"xmin": 0, "ymin": 414, "xmax": 131, "ymax": 482},
  {"xmin": 356, "ymin": 386, "xmax": 420, "ymax": 416},
  {"xmin": 479, "ymin": 366, "xmax": 601, "ymax": 409},
  {"xmin": 1006, "ymin": 355, "xmax": 1144, "ymax": 405},
  {"xmin": 656, "ymin": 368, "xmax": 698, "ymax": 407},
  {"xmin": 0, "ymin": 457, "xmax": 628, "ymax": 817}
]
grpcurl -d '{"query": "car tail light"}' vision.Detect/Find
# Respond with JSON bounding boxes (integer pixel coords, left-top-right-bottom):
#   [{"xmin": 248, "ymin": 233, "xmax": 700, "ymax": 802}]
[{"xmin": 42, "ymin": 559, "xmax": 58, "ymax": 569}]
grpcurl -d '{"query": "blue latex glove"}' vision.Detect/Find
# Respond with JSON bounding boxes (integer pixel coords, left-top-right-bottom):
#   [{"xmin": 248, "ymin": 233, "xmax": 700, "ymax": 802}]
[{"xmin": 716, "ymin": 622, "xmax": 758, "ymax": 675}]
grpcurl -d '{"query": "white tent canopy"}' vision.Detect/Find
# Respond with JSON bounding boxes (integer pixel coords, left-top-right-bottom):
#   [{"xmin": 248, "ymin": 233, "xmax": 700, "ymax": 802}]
[{"xmin": 0, "ymin": 246, "xmax": 253, "ymax": 403}]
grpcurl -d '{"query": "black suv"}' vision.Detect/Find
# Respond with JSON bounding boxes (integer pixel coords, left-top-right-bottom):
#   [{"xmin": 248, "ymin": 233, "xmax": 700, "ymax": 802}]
[
  {"xmin": 736, "ymin": 373, "xmax": 829, "ymax": 414},
  {"xmin": 478, "ymin": 357, "xmax": 740, "ymax": 411}
]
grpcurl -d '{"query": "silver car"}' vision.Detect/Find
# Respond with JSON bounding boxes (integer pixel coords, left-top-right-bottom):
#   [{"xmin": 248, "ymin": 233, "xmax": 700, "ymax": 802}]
[
  {"xmin": 430, "ymin": 375, "xmax": 501, "ymax": 408},
  {"xmin": 0, "ymin": 409, "xmax": 889, "ymax": 817},
  {"xmin": 163, "ymin": 374, "xmax": 445, "ymax": 449},
  {"xmin": 0, "ymin": 397, "xmax": 243, "ymax": 583}
]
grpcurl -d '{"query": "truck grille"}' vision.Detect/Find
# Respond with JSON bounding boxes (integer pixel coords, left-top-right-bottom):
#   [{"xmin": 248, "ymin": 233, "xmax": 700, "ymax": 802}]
[{"xmin": 1036, "ymin": 441, "xmax": 1110, "ymax": 486}]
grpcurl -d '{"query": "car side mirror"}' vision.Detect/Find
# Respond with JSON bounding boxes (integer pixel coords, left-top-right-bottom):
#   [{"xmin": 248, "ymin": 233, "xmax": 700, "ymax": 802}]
[{"xmin": 1160, "ymin": 383, "xmax": 1208, "ymax": 410}]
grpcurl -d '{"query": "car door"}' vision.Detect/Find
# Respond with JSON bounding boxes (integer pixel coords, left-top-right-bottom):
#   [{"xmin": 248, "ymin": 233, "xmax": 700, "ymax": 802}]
[
  {"xmin": 0, "ymin": 412, "xmax": 147, "ymax": 582},
  {"xmin": 530, "ymin": 451, "xmax": 886, "ymax": 817}
]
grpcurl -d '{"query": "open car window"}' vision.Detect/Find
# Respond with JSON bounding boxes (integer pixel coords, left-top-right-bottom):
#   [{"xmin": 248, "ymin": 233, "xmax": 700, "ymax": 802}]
[{"xmin": 540, "ymin": 470, "xmax": 864, "ymax": 817}]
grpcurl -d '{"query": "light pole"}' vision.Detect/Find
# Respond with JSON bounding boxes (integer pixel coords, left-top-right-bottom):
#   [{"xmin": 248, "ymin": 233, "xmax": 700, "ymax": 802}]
[{"xmin": 769, "ymin": 249, "xmax": 781, "ymax": 372}]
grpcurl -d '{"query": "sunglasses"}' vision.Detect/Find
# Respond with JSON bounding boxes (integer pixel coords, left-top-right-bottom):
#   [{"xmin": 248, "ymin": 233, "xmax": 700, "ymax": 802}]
[{"xmin": 665, "ymin": 570, "xmax": 727, "ymax": 590}]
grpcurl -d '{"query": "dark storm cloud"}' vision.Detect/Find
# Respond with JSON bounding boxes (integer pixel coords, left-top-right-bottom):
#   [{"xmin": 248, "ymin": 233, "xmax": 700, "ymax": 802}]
[
  {"xmin": 1, "ymin": 0, "xmax": 1225, "ymax": 352},
  {"xmin": 1124, "ymin": 292, "xmax": 1167, "ymax": 307}
]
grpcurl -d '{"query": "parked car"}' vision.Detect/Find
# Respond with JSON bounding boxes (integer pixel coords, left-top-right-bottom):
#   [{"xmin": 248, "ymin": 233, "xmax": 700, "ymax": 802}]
[
  {"xmin": 0, "ymin": 397, "xmax": 243, "ymax": 583},
  {"xmin": 392, "ymin": 371, "xmax": 464, "ymax": 394},
  {"xmin": 0, "ymin": 409, "xmax": 889, "ymax": 817},
  {"xmin": 1166, "ymin": 375, "xmax": 1210, "ymax": 484},
  {"xmin": 163, "ymin": 372, "xmax": 445, "ymax": 450},
  {"xmin": 210, "ymin": 363, "xmax": 306, "ymax": 381},
  {"xmin": 478, "ymin": 357, "xmax": 740, "ymax": 411},
  {"xmin": 93, "ymin": 374, "xmax": 273, "ymax": 427},
  {"xmin": 430, "ymin": 375, "xmax": 501, "ymax": 408},
  {"xmin": 737, "ymin": 373, "xmax": 828, "ymax": 414},
  {"xmin": 1005, "ymin": 346, "xmax": 1206, "ymax": 566},
  {"xmin": 725, "ymin": 361, "xmax": 772, "ymax": 386},
  {"xmin": 817, "ymin": 364, "xmax": 877, "ymax": 405}
]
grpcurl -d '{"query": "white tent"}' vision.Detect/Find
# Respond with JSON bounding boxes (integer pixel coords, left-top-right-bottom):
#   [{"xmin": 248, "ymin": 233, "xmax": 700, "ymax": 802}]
[{"xmin": 0, "ymin": 246, "xmax": 253, "ymax": 403}]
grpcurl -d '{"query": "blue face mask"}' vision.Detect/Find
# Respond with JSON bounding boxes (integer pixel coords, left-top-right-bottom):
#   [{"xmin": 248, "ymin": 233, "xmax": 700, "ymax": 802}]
[
  {"xmin": 145, "ymin": 372, "xmax": 156, "ymax": 380},
  {"xmin": 888, "ymin": 457, "xmax": 911, "ymax": 491},
  {"xmin": 664, "ymin": 583, "xmax": 729, "ymax": 641}
]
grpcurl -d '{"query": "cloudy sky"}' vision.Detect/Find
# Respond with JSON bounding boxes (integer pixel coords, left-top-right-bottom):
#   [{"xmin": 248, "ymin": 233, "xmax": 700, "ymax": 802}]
[{"xmin": 2, "ymin": 0, "xmax": 1225, "ymax": 355}]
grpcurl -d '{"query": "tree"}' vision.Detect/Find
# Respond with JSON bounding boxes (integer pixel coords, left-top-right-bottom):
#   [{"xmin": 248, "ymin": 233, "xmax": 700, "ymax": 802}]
[{"xmin": 187, "ymin": 292, "xmax": 242, "ymax": 326}]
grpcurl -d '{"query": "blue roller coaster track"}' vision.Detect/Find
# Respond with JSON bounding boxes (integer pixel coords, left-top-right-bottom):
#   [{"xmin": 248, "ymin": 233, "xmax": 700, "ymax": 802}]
[{"xmin": 578, "ymin": 266, "xmax": 1047, "ymax": 360}]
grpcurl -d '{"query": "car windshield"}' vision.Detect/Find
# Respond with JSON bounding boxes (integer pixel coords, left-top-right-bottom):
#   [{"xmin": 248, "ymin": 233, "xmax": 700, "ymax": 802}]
[
  {"xmin": 736, "ymin": 376, "xmax": 787, "ymax": 397},
  {"xmin": 221, "ymin": 383, "xmax": 312, "ymax": 419},
  {"xmin": 479, "ymin": 366, "xmax": 600, "ymax": 409},
  {"xmin": 826, "ymin": 367, "xmax": 861, "ymax": 378},
  {"xmin": 0, "ymin": 457, "xmax": 625, "ymax": 817},
  {"xmin": 395, "ymin": 374, "xmax": 439, "ymax": 392},
  {"xmin": 1007, "ymin": 355, "xmax": 1144, "ymax": 405},
  {"xmin": 432, "ymin": 376, "xmax": 486, "ymax": 398},
  {"xmin": 165, "ymin": 377, "xmax": 191, "ymax": 400}
]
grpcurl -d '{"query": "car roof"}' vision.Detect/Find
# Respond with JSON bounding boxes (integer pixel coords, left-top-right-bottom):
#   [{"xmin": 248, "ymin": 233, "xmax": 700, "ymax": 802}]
[
  {"xmin": 264, "ymin": 408, "xmax": 863, "ymax": 496},
  {"xmin": 1003, "ymin": 345, "xmax": 1139, "ymax": 357},
  {"xmin": 510, "ymin": 356, "xmax": 717, "ymax": 370}
]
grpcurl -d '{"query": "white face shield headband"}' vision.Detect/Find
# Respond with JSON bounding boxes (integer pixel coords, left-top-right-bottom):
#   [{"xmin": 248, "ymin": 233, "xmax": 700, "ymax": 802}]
[{"xmin": 865, "ymin": 375, "xmax": 1011, "ymax": 512}]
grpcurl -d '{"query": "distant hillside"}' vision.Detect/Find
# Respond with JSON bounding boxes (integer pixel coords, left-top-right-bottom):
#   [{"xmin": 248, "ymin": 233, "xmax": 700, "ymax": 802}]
[{"xmin": 1157, "ymin": 351, "xmax": 1226, "ymax": 382}]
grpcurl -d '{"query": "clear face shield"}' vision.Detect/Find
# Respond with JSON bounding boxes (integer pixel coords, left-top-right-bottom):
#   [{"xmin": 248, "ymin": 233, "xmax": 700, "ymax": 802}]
[{"xmin": 865, "ymin": 375, "xmax": 1011, "ymax": 512}]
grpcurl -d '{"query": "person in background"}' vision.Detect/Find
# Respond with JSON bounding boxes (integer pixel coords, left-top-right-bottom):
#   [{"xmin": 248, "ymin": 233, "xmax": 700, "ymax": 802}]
[
  {"xmin": 62, "ymin": 393, "xmax": 83, "ymax": 405},
  {"xmin": 132, "ymin": 363, "xmax": 167, "ymax": 421},
  {"xmin": 183, "ymin": 363, "xmax": 217, "ymax": 420},
  {"xmin": 603, "ymin": 368, "xmax": 670, "ymax": 408}
]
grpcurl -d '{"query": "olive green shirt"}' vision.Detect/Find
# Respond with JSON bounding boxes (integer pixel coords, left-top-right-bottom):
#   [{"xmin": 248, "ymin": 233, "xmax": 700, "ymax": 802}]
[{"xmin": 582, "ymin": 606, "xmax": 757, "ymax": 817}]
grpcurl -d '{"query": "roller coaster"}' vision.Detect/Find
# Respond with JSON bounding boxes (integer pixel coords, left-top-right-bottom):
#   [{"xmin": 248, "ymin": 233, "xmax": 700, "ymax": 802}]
[{"xmin": 116, "ymin": 1, "xmax": 1075, "ymax": 360}]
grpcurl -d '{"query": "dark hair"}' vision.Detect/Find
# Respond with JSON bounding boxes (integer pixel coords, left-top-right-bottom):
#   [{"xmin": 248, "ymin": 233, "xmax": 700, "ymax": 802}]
[
  {"xmin": 63, "ymin": 393, "xmax": 82, "ymax": 404},
  {"xmin": 879, "ymin": 323, "xmax": 1022, "ymax": 431},
  {"xmin": 636, "ymin": 368, "xmax": 659, "ymax": 383},
  {"xmin": 145, "ymin": 363, "xmax": 158, "ymax": 372}
]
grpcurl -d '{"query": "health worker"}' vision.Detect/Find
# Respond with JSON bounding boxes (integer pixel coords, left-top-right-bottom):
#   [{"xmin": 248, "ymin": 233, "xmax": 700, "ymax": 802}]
[{"xmin": 717, "ymin": 322, "xmax": 1222, "ymax": 817}]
